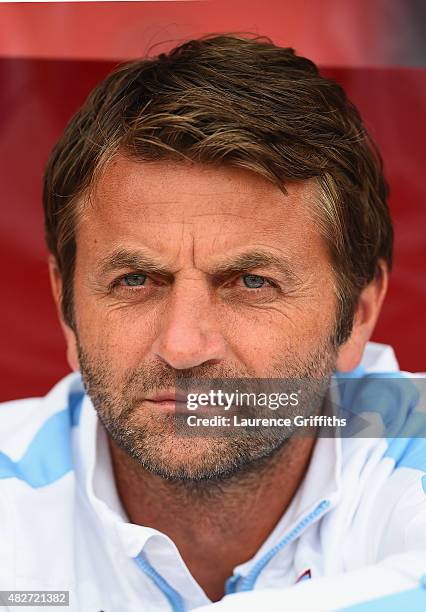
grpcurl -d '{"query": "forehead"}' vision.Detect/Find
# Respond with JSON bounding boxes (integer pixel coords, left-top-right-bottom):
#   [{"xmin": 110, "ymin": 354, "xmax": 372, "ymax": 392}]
[{"xmin": 77, "ymin": 155, "xmax": 326, "ymax": 263}]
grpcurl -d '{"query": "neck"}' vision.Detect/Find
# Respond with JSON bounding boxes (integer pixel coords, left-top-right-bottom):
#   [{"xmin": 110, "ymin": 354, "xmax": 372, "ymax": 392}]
[{"xmin": 108, "ymin": 434, "xmax": 316, "ymax": 602}]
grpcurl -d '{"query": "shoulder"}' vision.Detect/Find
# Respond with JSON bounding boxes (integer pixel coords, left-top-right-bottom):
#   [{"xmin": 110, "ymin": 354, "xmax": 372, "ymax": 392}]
[
  {"xmin": 338, "ymin": 343, "xmax": 426, "ymax": 557},
  {"xmin": 0, "ymin": 372, "xmax": 85, "ymax": 489},
  {"xmin": 0, "ymin": 373, "xmax": 86, "ymax": 585}
]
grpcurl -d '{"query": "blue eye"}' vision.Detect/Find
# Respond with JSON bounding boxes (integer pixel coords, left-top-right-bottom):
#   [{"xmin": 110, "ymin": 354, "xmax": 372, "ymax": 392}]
[
  {"xmin": 122, "ymin": 274, "xmax": 147, "ymax": 287},
  {"xmin": 243, "ymin": 274, "xmax": 266, "ymax": 289}
]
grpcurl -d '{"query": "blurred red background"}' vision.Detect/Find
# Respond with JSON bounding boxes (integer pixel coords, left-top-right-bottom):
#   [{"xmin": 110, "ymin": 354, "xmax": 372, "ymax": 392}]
[{"xmin": 1, "ymin": 1, "xmax": 425, "ymax": 400}]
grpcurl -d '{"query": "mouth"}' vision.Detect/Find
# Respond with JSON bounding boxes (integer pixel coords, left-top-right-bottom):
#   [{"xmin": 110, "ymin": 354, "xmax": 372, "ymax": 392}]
[{"xmin": 143, "ymin": 391, "xmax": 190, "ymax": 411}]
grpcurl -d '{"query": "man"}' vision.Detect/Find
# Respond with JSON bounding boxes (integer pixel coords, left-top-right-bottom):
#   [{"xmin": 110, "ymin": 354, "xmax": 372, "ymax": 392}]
[{"xmin": 0, "ymin": 35, "xmax": 425, "ymax": 611}]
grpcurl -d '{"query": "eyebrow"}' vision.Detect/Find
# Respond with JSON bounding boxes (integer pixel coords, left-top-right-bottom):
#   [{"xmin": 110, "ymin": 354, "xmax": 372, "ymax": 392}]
[
  {"xmin": 97, "ymin": 247, "xmax": 300, "ymax": 284},
  {"xmin": 98, "ymin": 248, "xmax": 173, "ymax": 279},
  {"xmin": 210, "ymin": 251, "xmax": 300, "ymax": 285}
]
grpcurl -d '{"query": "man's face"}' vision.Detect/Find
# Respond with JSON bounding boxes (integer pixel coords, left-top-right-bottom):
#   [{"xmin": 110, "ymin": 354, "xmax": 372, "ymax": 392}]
[{"xmin": 69, "ymin": 155, "xmax": 339, "ymax": 480}]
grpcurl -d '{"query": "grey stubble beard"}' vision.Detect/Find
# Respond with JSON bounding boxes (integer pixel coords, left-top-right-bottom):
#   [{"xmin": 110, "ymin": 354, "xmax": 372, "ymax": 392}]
[{"xmin": 77, "ymin": 335, "xmax": 337, "ymax": 491}]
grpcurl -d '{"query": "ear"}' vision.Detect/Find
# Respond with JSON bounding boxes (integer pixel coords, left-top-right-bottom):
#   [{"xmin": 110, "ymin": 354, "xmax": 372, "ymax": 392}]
[
  {"xmin": 336, "ymin": 260, "xmax": 389, "ymax": 372},
  {"xmin": 48, "ymin": 255, "xmax": 80, "ymax": 372}
]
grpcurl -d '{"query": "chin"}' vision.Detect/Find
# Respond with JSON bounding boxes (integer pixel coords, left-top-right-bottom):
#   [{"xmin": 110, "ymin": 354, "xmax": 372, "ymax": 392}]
[
  {"xmin": 124, "ymin": 433, "xmax": 229, "ymax": 479},
  {"xmin": 123, "ymin": 427, "xmax": 287, "ymax": 485}
]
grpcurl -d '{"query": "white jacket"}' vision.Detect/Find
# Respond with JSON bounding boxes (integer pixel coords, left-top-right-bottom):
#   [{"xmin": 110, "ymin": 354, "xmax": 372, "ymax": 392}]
[{"xmin": 0, "ymin": 342, "xmax": 425, "ymax": 611}]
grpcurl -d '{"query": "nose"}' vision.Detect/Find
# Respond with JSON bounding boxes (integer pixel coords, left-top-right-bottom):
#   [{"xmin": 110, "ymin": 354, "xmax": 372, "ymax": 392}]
[{"xmin": 151, "ymin": 280, "xmax": 227, "ymax": 370}]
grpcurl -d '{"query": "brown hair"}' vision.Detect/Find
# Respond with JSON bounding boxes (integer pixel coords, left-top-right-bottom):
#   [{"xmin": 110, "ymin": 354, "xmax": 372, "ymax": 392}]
[{"xmin": 43, "ymin": 34, "xmax": 393, "ymax": 345}]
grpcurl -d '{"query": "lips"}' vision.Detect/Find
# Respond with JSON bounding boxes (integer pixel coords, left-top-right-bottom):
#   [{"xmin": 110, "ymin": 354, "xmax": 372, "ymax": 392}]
[
  {"xmin": 147, "ymin": 391, "xmax": 189, "ymax": 403},
  {"xmin": 143, "ymin": 391, "xmax": 190, "ymax": 411}
]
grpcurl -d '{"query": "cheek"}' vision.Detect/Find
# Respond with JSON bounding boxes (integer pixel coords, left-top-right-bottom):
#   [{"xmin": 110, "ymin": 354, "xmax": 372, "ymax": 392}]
[
  {"xmin": 228, "ymin": 299, "xmax": 336, "ymax": 372},
  {"xmin": 73, "ymin": 290, "xmax": 160, "ymax": 367}
]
